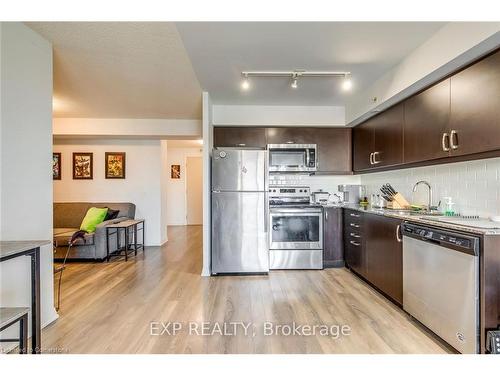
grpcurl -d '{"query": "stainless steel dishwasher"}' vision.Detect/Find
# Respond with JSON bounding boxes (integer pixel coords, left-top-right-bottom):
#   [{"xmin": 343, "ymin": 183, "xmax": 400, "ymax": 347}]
[{"xmin": 402, "ymin": 222, "xmax": 480, "ymax": 354}]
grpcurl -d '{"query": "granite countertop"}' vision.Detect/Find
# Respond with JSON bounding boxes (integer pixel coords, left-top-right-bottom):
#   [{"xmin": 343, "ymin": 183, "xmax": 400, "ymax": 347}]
[
  {"xmin": 340, "ymin": 204, "xmax": 500, "ymax": 236},
  {"xmin": 0, "ymin": 240, "xmax": 51, "ymax": 259}
]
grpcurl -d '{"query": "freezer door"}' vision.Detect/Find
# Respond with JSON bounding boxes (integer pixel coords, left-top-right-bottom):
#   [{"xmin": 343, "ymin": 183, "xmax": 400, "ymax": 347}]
[
  {"xmin": 212, "ymin": 149, "xmax": 266, "ymax": 192},
  {"xmin": 212, "ymin": 191, "xmax": 269, "ymax": 273}
]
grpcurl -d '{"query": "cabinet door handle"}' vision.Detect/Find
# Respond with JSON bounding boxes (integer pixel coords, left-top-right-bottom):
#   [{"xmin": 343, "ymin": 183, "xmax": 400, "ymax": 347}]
[
  {"xmin": 350, "ymin": 213, "xmax": 360, "ymax": 218},
  {"xmin": 369, "ymin": 152, "xmax": 374, "ymax": 165},
  {"xmin": 373, "ymin": 151, "xmax": 381, "ymax": 164},
  {"xmin": 349, "ymin": 240, "xmax": 360, "ymax": 247},
  {"xmin": 350, "ymin": 233, "xmax": 361, "ymax": 238},
  {"xmin": 325, "ymin": 211, "xmax": 328, "ymax": 221},
  {"xmin": 450, "ymin": 130, "xmax": 459, "ymax": 150},
  {"xmin": 237, "ymin": 143, "xmax": 246, "ymax": 147},
  {"xmin": 350, "ymin": 223, "xmax": 360, "ymax": 228},
  {"xmin": 396, "ymin": 224, "xmax": 402, "ymax": 242},
  {"xmin": 441, "ymin": 133, "xmax": 450, "ymax": 152}
]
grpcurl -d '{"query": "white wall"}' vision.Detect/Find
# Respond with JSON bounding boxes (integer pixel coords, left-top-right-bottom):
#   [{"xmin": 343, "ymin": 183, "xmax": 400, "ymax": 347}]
[
  {"xmin": 53, "ymin": 118, "xmax": 202, "ymax": 138},
  {"xmin": 53, "ymin": 139, "xmax": 165, "ymax": 246},
  {"xmin": 160, "ymin": 140, "xmax": 169, "ymax": 244},
  {"xmin": 201, "ymin": 92, "xmax": 212, "ymax": 276},
  {"xmin": 165, "ymin": 145, "xmax": 203, "ymax": 226},
  {"xmin": 360, "ymin": 157, "xmax": 500, "ymax": 218},
  {"xmin": 346, "ymin": 23, "xmax": 500, "ymax": 125},
  {"xmin": 212, "ymin": 105, "xmax": 345, "ymax": 126},
  {"xmin": 0, "ymin": 22, "xmax": 57, "ymax": 349}
]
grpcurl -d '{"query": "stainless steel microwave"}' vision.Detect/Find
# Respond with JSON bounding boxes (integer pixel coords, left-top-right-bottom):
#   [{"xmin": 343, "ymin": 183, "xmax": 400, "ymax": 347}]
[{"xmin": 268, "ymin": 144, "xmax": 317, "ymax": 172}]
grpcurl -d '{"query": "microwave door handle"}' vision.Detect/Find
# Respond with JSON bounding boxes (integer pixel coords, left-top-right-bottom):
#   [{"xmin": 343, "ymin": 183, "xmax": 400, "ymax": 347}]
[{"xmin": 306, "ymin": 149, "xmax": 310, "ymax": 167}]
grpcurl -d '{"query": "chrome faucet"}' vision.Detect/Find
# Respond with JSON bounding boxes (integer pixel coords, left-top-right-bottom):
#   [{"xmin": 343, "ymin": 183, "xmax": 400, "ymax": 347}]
[{"xmin": 412, "ymin": 180, "xmax": 433, "ymax": 211}]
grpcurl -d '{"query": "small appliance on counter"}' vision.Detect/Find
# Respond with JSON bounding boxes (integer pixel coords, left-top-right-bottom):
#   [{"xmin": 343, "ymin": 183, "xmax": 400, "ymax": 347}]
[
  {"xmin": 338, "ymin": 184, "xmax": 364, "ymax": 205},
  {"xmin": 311, "ymin": 189, "xmax": 331, "ymax": 205},
  {"xmin": 268, "ymin": 186, "xmax": 323, "ymax": 270}
]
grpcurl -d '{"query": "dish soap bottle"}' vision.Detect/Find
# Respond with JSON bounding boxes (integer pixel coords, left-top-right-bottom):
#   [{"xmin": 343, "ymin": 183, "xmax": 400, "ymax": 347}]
[{"xmin": 443, "ymin": 197, "xmax": 456, "ymax": 216}]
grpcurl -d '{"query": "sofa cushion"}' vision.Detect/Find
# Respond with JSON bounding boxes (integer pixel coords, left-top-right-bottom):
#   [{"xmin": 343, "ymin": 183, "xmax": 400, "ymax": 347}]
[
  {"xmin": 54, "ymin": 229, "xmax": 95, "ymax": 247},
  {"xmin": 104, "ymin": 208, "xmax": 120, "ymax": 221},
  {"xmin": 80, "ymin": 207, "xmax": 108, "ymax": 233}
]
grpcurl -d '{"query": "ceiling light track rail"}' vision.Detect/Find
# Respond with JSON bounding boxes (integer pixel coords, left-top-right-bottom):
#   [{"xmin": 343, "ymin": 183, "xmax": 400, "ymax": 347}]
[{"xmin": 240, "ymin": 70, "xmax": 352, "ymax": 91}]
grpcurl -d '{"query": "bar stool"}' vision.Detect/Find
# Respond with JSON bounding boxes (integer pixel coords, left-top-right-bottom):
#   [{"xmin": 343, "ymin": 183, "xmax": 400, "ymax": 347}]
[{"xmin": 0, "ymin": 307, "xmax": 29, "ymax": 354}]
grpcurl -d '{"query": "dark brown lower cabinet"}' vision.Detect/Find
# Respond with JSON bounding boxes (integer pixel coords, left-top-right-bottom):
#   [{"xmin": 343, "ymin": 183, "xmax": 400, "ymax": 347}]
[
  {"xmin": 343, "ymin": 209, "xmax": 366, "ymax": 277},
  {"xmin": 364, "ymin": 214, "xmax": 403, "ymax": 305},
  {"xmin": 323, "ymin": 207, "xmax": 344, "ymax": 267},
  {"xmin": 344, "ymin": 209, "xmax": 403, "ymax": 305}
]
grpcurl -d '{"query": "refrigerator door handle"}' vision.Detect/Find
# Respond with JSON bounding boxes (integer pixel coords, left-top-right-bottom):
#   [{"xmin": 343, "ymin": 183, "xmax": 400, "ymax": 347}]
[{"xmin": 264, "ymin": 193, "xmax": 269, "ymax": 233}]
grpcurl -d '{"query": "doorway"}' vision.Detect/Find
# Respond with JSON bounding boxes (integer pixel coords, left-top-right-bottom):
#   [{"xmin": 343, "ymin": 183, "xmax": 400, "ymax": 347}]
[{"xmin": 186, "ymin": 156, "xmax": 203, "ymax": 225}]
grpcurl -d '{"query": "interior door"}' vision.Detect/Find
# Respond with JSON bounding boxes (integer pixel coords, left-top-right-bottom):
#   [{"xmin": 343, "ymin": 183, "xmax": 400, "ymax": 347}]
[
  {"xmin": 450, "ymin": 50, "xmax": 500, "ymax": 156},
  {"xmin": 186, "ymin": 156, "xmax": 203, "ymax": 225},
  {"xmin": 404, "ymin": 79, "xmax": 451, "ymax": 163}
]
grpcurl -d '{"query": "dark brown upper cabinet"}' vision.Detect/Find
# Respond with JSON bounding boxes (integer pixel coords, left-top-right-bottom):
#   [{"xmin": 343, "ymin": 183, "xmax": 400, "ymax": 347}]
[
  {"xmin": 266, "ymin": 127, "xmax": 352, "ymax": 174},
  {"xmin": 266, "ymin": 127, "xmax": 315, "ymax": 144},
  {"xmin": 213, "ymin": 127, "xmax": 267, "ymax": 148},
  {"xmin": 450, "ymin": 50, "xmax": 500, "ymax": 157},
  {"xmin": 353, "ymin": 118, "xmax": 375, "ymax": 172},
  {"xmin": 353, "ymin": 103, "xmax": 403, "ymax": 172},
  {"xmin": 404, "ymin": 79, "xmax": 451, "ymax": 163},
  {"xmin": 314, "ymin": 128, "xmax": 352, "ymax": 174}
]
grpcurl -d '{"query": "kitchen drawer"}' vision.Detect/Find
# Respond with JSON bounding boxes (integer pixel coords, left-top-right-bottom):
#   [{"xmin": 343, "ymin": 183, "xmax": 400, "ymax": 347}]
[{"xmin": 345, "ymin": 230, "xmax": 363, "ymax": 242}]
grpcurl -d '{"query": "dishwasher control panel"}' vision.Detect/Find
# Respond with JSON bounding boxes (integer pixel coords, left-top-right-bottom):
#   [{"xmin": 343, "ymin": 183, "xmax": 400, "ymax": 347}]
[{"xmin": 402, "ymin": 222, "xmax": 479, "ymax": 254}]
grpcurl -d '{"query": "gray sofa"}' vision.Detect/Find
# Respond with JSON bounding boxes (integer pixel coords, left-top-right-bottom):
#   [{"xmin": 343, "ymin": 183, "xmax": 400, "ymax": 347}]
[{"xmin": 53, "ymin": 202, "xmax": 136, "ymax": 261}]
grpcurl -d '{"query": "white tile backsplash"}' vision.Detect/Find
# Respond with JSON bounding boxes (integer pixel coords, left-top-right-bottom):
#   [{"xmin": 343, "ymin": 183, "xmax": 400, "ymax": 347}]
[
  {"xmin": 360, "ymin": 157, "xmax": 500, "ymax": 217},
  {"xmin": 269, "ymin": 174, "xmax": 361, "ymax": 196}
]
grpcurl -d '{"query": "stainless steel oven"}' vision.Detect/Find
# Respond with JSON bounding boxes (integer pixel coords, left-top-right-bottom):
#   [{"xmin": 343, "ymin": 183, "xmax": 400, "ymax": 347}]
[
  {"xmin": 269, "ymin": 206, "xmax": 323, "ymax": 269},
  {"xmin": 269, "ymin": 207, "xmax": 323, "ymax": 250},
  {"xmin": 268, "ymin": 144, "xmax": 317, "ymax": 172}
]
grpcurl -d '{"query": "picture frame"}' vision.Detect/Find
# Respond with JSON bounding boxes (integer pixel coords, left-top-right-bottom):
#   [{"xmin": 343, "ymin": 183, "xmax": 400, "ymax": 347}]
[
  {"xmin": 72, "ymin": 152, "xmax": 93, "ymax": 180},
  {"xmin": 105, "ymin": 152, "xmax": 126, "ymax": 179},
  {"xmin": 171, "ymin": 164, "xmax": 181, "ymax": 179},
  {"xmin": 53, "ymin": 152, "xmax": 61, "ymax": 180}
]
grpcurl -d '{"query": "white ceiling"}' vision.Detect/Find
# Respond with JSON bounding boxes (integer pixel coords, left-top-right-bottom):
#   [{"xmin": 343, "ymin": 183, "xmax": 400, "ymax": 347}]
[
  {"xmin": 176, "ymin": 22, "xmax": 446, "ymax": 106},
  {"xmin": 26, "ymin": 22, "xmax": 202, "ymax": 119}
]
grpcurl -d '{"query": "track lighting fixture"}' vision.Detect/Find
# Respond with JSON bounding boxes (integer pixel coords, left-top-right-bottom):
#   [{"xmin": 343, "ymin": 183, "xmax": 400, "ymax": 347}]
[{"xmin": 241, "ymin": 70, "xmax": 351, "ymax": 92}]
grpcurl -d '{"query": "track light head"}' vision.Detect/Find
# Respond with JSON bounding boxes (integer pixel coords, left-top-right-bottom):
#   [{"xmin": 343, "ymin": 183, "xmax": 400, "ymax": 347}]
[
  {"xmin": 342, "ymin": 74, "xmax": 352, "ymax": 91},
  {"xmin": 291, "ymin": 73, "xmax": 298, "ymax": 89},
  {"xmin": 241, "ymin": 74, "xmax": 250, "ymax": 90}
]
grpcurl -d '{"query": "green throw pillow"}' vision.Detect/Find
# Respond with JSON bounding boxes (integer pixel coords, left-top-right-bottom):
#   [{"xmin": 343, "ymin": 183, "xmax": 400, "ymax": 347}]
[{"xmin": 80, "ymin": 207, "xmax": 108, "ymax": 233}]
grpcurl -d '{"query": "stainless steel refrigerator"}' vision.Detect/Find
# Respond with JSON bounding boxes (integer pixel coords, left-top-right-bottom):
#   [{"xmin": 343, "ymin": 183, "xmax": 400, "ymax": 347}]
[{"xmin": 211, "ymin": 148, "xmax": 269, "ymax": 274}]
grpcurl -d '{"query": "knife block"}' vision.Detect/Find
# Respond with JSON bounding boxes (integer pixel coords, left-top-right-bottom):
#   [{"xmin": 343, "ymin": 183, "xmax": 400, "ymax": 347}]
[{"xmin": 387, "ymin": 193, "xmax": 410, "ymax": 209}]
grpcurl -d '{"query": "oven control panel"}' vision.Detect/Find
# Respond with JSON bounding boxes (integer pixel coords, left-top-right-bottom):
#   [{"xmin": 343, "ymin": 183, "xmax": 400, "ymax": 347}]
[{"xmin": 269, "ymin": 186, "xmax": 310, "ymax": 206}]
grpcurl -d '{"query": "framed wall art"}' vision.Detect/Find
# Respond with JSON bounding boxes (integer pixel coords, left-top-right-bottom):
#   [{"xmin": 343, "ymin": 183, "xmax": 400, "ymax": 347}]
[
  {"xmin": 53, "ymin": 152, "xmax": 61, "ymax": 180},
  {"xmin": 171, "ymin": 164, "xmax": 181, "ymax": 179},
  {"xmin": 105, "ymin": 152, "xmax": 126, "ymax": 179},
  {"xmin": 73, "ymin": 152, "xmax": 93, "ymax": 180}
]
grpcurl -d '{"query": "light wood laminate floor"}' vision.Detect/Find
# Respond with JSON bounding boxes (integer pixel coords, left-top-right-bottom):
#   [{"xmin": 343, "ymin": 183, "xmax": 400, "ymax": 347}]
[{"xmin": 42, "ymin": 225, "xmax": 449, "ymax": 354}]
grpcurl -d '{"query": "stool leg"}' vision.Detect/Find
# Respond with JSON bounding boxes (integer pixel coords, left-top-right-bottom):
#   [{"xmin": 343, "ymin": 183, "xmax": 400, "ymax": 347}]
[{"xmin": 20, "ymin": 313, "xmax": 28, "ymax": 354}]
